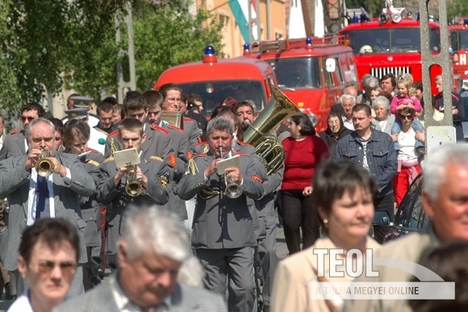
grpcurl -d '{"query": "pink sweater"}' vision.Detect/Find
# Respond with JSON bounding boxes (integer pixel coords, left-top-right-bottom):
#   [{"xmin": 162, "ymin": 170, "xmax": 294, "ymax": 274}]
[{"xmin": 390, "ymin": 95, "xmax": 422, "ymax": 115}]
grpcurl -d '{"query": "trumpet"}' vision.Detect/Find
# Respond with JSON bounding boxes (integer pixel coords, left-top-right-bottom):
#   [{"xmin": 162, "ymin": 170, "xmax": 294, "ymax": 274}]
[
  {"xmin": 35, "ymin": 149, "xmax": 55, "ymax": 177},
  {"xmin": 125, "ymin": 164, "xmax": 143, "ymax": 197},
  {"xmin": 219, "ymin": 147, "xmax": 242, "ymax": 199}
]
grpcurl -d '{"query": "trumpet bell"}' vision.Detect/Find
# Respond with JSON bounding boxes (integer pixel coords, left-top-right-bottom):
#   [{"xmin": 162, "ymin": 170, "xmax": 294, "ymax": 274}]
[
  {"xmin": 125, "ymin": 182, "xmax": 143, "ymax": 197},
  {"xmin": 225, "ymin": 183, "xmax": 242, "ymax": 199},
  {"xmin": 35, "ymin": 158, "xmax": 54, "ymax": 177}
]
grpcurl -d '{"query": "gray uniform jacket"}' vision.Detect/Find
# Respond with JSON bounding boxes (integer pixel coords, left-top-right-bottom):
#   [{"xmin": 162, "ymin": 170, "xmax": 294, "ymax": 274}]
[
  {"xmin": 96, "ymin": 151, "xmax": 169, "ymax": 254},
  {"xmin": 0, "ymin": 131, "xmax": 26, "ymax": 160},
  {"xmin": 182, "ymin": 117, "xmax": 201, "ymax": 151},
  {"xmin": 177, "ymin": 151, "xmax": 264, "ymax": 249},
  {"xmin": 163, "ymin": 125, "xmax": 189, "ymax": 220},
  {"xmin": 52, "ymin": 277, "xmax": 227, "ymax": 312},
  {"xmin": 0, "ymin": 153, "xmax": 96, "ymax": 269}
]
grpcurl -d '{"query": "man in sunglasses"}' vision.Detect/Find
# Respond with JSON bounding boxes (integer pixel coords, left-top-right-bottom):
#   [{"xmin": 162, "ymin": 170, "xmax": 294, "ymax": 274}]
[{"xmin": 0, "ymin": 102, "xmax": 46, "ymax": 160}]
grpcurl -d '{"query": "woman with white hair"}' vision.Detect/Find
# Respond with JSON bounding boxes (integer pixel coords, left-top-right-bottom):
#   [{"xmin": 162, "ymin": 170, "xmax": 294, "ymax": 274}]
[{"xmin": 372, "ymin": 95, "xmax": 395, "ymax": 135}]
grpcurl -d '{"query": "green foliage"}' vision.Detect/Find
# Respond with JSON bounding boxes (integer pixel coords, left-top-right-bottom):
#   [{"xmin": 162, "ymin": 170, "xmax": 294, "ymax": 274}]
[
  {"xmin": 0, "ymin": 0, "xmax": 223, "ymax": 115},
  {"xmin": 132, "ymin": 0, "xmax": 224, "ymax": 91}
]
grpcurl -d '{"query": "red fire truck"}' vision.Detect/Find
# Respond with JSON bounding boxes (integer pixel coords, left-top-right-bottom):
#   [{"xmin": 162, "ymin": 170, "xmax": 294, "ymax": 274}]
[
  {"xmin": 339, "ymin": 5, "xmax": 442, "ymax": 94},
  {"xmin": 242, "ymin": 36, "xmax": 357, "ymax": 132},
  {"xmin": 450, "ymin": 19, "xmax": 468, "ymax": 91},
  {"xmin": 154, "ymin": 46, "xmax": 277, "ymax": 119}
]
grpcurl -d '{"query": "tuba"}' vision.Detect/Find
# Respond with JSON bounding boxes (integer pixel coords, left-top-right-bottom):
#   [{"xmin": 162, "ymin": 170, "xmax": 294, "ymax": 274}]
[
  {"xmin": 125, "ymin": 164, "xmax": 143, "ymax": 197},
  {"xmin": 35, "ymin": 149, "xmax": 55, "ymax": 177},
  {"xmin": 243, "ymin": 86, "xmax": 302, "ymax": 175}
]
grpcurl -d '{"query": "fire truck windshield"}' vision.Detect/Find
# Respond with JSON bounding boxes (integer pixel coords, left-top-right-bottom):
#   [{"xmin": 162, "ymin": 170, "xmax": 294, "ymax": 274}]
[
  {"xmin": 177, "ymin": 80, "xmax": 267, "ymax": 118},
  {"xmin": 343, "ymin": 27, "xmax": 441, "ymax": 54},
  {"xmin": 264, "ymin": 57, "xmax": 321, "ymax": 89},
  {"xmin": 451, "ymin": 30, "xmax": 468, "ymax": 51}
]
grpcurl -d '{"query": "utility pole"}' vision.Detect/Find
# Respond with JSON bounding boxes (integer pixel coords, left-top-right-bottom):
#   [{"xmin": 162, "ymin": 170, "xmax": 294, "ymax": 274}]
[{"xmin": 115, "ymin": 2, "xmax": 136, "ymax": 102}]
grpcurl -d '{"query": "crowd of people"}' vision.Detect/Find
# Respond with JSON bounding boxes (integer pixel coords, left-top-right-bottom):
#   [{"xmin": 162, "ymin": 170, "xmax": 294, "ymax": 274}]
[{"xmin": 0, "ymin": 73, "xmax": 467, "ymax": 312}]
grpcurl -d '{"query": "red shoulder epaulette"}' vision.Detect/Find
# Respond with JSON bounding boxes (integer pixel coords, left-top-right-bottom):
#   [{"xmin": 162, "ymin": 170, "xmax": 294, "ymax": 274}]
[
  {"xmin": 9, "ymin": 129, "xmax": 20, "ymax": 135},
  {"xmin": 167, "ymin": 125, "xmax": 184, "ymax": 133},
  {"xmin": 183, "ymin": 117, "xmax": 195, "ymax": 123},
  {"xmin": 237, "ymin": 140, "xmax": 254, "ymax": 147},
  {"xmin": 195, "ymin": 141, "xmax": 208, "ymax": 147},
  {"xmin": 193, "ymin": 152, "xmax": 207, "ymax": 158},
  {"xmin": 151, "ymin": 124, "xmax": 169, "ymax": 135},
  {"xmin": 235, "ymin": 151, "xmax": 250, "ymax": 157},
  {"xmin": 87, "ymin": 147, "xmax": 99, "ymax": 153},
  {"xmin": 108, "ymin": 129, "xmax": 119, "ymax": 137}
]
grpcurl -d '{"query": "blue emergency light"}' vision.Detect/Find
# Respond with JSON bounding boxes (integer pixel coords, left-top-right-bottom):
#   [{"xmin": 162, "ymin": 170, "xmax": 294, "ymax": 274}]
[
  {"xmin": 243, "ymin": 43, "xmax": 251, "ymax": 55},
  {"xmin": 203, "ymin": 45, "xmax": 217, "ymax": 63}
]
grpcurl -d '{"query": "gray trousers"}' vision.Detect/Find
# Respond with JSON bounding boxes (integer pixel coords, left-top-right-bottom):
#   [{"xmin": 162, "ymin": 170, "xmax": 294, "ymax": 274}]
[
  {"xmin": 257, "ymin": 213, "xmax": 278, "ymax": 306},
  {"xmin": 11, "ymin": 265, "xmax": 84, "ymax": 297},
  {"xmin": 196, "ymin": 247, "xmax": 257, "ymax": 312}
]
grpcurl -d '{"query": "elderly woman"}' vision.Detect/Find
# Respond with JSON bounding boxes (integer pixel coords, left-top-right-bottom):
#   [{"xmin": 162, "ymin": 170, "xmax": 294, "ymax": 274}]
[
  {"xmin": 372, "ymin": 95, "xmax": 395, "ymax": 135},
  {"xmin": 8, "ymin": 218, "xmax": 80, "ymax": 312},
  {"xmin": 272, "ymin": 161, "xmax": 380, "ymax": 312},
  {"xmin": 319, "ymin": 112, "xmax": 352, "ymax": 154}
]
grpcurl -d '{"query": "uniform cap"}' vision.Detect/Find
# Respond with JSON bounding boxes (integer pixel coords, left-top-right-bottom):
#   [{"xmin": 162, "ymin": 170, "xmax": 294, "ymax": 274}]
[{"xmin": 65, "ymin": 108, "xmax": 89, "ymax": 120}]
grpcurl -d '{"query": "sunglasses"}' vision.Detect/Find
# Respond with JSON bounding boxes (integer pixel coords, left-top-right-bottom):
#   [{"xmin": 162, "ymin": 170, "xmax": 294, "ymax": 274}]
[
  {"xmin": 33, "ymin": 260, "xmax": 77, "ymax": 276},
  {"xmin": 399, "ymin": 114, "xmax": 413, "ymax": 120},
  {"xmin": 21, "ymin": 116, "xmax": 35, "ymax": 122}
]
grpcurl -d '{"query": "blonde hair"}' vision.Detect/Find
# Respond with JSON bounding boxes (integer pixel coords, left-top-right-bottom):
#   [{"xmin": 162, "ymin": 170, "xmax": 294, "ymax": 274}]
[{"xmin": 397, "ymin": 73, "xmax": 415, "ymax": 97}]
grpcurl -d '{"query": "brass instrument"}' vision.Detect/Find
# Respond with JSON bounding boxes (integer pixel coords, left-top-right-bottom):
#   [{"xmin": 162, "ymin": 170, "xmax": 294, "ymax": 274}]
[
  {"xmin": 243, "ymin": 86, "xmax": 302, "ymax": 175},
  {"xmin": 161, "ymin": 111, "xmax": 184, "ymax": 129},
  {"xmin": 219, "ymin": 147, "xmax": 242, "ymax": 199},
  {"xmin": 125, "ymin": 164, "xmax": 143, "ymax": 197},
  {"xmin": 35, "ymin": 149, "xmax": 55, "ymax": 177}
]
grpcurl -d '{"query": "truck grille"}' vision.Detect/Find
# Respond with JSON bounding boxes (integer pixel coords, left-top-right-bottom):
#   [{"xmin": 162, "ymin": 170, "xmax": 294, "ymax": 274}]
[{"xmin": 371, "ymin": 67, "xmax": 411, "ymax": 79}]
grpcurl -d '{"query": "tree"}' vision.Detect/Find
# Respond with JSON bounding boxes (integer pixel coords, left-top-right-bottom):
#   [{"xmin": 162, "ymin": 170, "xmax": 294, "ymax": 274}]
[{"xmin": 132, "ymin": 0, "xmax": 224, "ymax": 91}]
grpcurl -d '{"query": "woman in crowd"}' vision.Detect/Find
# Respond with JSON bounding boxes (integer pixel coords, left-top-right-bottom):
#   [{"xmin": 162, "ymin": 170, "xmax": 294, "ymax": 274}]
[
  {"xmin": 280, "ymin": 114, "xmax": 329, "ymax": 254},
  {"xmin": 372, "ymin": 95, "xmax": 395, "ymax": 135},
  {"xmin": 319, "ymin": 112, "xmax": 352, "ymax": 154},
  {"xmin": 62, "ymin": 119, "xmax": 104, "ymax": 290},
  {"xmin": 272, "ymin": 160, "xmax": 380, "ymax": 312},
  {"xmin": 391, "ymin": 107, "xmax": 424, "ymax": 206},
  {"xmin": 8, "ymin": 219, "xmax": 80, "ymax": 312}
]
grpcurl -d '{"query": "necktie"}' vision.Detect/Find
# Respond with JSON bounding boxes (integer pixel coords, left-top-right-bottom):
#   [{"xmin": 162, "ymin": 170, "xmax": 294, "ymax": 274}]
[{"xmin": 35, "ymin": 176, "xmax": 50, "ymax": 219}]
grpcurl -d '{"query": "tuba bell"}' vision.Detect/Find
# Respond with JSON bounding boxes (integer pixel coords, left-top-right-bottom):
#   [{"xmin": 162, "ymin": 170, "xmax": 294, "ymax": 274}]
[
  {"xmin": 125, "ymin": 164, "xmax": 143, "ymax": 197},
  {"xmin": 35, "ymin": 149, "xmax": 55, "ymax": 177},
  {"xmin": 243, "ymin": 86, "xmax": 302, "ymax": 175}
]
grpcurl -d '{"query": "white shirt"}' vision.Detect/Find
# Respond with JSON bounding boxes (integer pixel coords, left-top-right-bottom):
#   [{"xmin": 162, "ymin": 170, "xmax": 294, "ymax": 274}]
[
  {"xmin": 0, "ymin": 133, "xmax": 4, "ymax": 150},
  {"xmin": 27, "ymin": 167, "xmax": 72, "ymax": 226},
  {"xmin": 398, "ymin": 128, "xmax": 418, "ymax": 162},
  {"xmin": 111, "ymin": 274, "xmax": 170, "ymax": 312},
  {"xmin": 342, "ymin": 116, "xmax": 355, "ymax": 130},
  {"xmin": 7, "ymin": 292, "xmax": 33, "ymax": 312}
]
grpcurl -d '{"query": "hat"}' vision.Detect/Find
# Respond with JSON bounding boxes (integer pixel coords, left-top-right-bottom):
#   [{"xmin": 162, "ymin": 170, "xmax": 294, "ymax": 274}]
[
  {"xmin": 65, "ymin": 108, "xmax": 89, "ymax": 120},
  {"xmin": 69, "ymin": 96, "xmax": 93, "ymax": 109}
]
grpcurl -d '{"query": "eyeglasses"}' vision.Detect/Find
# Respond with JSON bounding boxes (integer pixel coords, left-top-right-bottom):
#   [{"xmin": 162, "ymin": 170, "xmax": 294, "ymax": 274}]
[
  {"xmin": 166, "ymin": 98, "xmax": 182, "ymax": 103},
  {"xmin": 32, "ymin": 260, "xmax": 77, "ymax": 276},
  {"xmin": 399, "ymin": 114, "xmax": 413, "ymax": 120},
  {"xmin": 21, "ymin": 116, "xmax": 35, "ymax": 122}
]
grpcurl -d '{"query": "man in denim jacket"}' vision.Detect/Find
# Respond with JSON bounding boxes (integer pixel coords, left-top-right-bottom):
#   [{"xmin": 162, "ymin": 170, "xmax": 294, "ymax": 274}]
[{"xmin": 332, "ymin": 104, "xmax": 397, "ymax": 243}]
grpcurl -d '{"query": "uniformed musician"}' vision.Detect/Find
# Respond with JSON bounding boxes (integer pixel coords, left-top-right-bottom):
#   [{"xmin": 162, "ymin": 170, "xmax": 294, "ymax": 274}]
[
  {"xmin": 97, "ymin": 118, "xmax": 169, "ymax": 268},
  {"xmin": 62, "ymin": 119, "xmax": 104, "ymax": 290},
  {"xmin": 177, "ymin": 116, "xmax": 264, "ymax": 312}
]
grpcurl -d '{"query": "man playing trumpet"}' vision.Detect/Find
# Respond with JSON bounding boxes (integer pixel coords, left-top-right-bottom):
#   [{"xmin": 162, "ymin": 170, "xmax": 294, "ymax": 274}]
[
  {"xmin": 97, "ymin": 118, "xmax": 169, "ymax": 269},
  {"xmin": 0, "ymin": 117, "xmax": 96, "ymax": 297},
  {"xmin": 177, "ymin": 116, "xmax": 264, "ymax": 312}
]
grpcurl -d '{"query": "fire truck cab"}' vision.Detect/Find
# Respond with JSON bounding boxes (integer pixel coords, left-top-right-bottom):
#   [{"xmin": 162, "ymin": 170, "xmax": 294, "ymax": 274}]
[
  {"xmin": 242, "ymin": 37, "xmax": 357, "ymax": 132},
  {"xmin": 154, "ymin": 46, "xmax": 277, "ymax": 119},
  {"xmin": 450, "ymin": 19, "xmax": 468, "ymax": 91},
  {"xmin": 339, "ymin": 3, "xmax": 442, "ymax": 94}
]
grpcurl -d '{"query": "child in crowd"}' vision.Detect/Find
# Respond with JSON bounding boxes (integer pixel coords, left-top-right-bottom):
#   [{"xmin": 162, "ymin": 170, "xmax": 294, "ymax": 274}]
[{"xmin": 390, "ymin": 76, "xmax": 424, "ymax": 151}]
